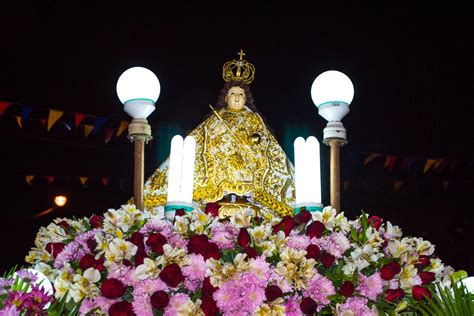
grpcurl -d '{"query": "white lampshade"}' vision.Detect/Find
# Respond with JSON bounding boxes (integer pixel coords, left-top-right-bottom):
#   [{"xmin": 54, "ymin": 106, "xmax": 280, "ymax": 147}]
[
  {"xmin": 311, "ymin": 70, "xmax": 354, "ymax": 108},
  {"xmin": 116, "ymin": 66, "xmax": 161, "ymax": 119}
]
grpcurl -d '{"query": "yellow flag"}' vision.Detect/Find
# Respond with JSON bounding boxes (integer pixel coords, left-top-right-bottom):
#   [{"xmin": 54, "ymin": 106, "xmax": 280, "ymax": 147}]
[
  {"xmin": 16, "ymin": 116, "xmax": 22, "ymax": 128},
  {"xmin": 364, "ymin": 153, "xmax": 381, "ymax": 165},
  {"xmin": 394, "ymin": 181, "xmax": 403, "ymax": 192},
  {"xmin": 116, "ymin": 120, "xmax": 129, "ymax": 137},
  {"xmin": 25, "ymin": 175, "xmax": 34, "ymax": 185},
  {"xmin": 423, "ymin": 159, "xmax": 436, "ymax": 173},
  {"xmin": 79, "ymin": 177, "xmax": 88, "ymax": 186},
  {"xmin": 84, "ymin": 124, "xmax": 94, "ymax": 138},
  {"xmin": 47, "ymin": 109, "xmax": 64, "ymax": 131}
]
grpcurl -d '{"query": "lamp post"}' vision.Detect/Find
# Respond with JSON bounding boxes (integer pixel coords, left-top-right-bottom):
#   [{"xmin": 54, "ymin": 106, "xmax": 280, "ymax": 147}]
[
  {"xmin": 116, "ymin": 67, "xmax": 161, "ymax": 210},
  {"xmin": 311, "ymin": 70, "xmax": 354, "ymax": 211}
]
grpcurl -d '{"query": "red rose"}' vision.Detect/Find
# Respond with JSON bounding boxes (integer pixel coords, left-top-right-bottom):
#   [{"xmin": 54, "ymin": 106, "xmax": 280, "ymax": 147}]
[
  {"xmin": 159, "ymin": 263, "xmax": 184, "ymax": 288},
  {"xmin": 108, "ymin": 301, "xmax": 135, "ymax": 316},
  {"xmin": 187, "ymin": 234, "xmax": 209, "ymax": 255},
  {"xmin": 320, "ymin": 252, "xmax": 336, "ymax": 267},
  {"xmin": 244, "ymin": 247, "xmax": 258, "ymax": 259},
  {"xmin": 265, "ymin": 285, "xmax": 283, "ymax": 301},
  {"xmin": 128, "ymin": 232, "xmax": 145, "ymax": 248},
  {"xmin": 134, "ymin": 254, "xmax": 148, "ymax": 266},
  {"xmin": 146, "ymin": 233, "xmax": 167, "ymax": 254},
  {"xmin": 45, "ymin": 242, "xmax": 65, "ymax": 258},
  {"xmin": 95, "ymin": 257, "xmax": 105, "ymax": 272},
  {"xmin": 415, "ymin": 255, "xmax": 431, "ymax": 270},
  {"xmin": 89, "ymin": 214, "xmax": 104, "ymax": 228},
  {"xmin": 273, "ymin": 216, "xmax": 296, "ymax": 236},
  {"xmin": 368, "ymin": 215, "xmax": 382, "ymax": 230},
  {"xmin": 79, "ymin": 254, "xmax": 96, "ymax": 271},
  {"xmin": 380, "ymin": 261, "xmax": 401, "ymax": 280},
  {"xmin": 200, "ymin": 296, "xmax": 218, "ymax": 316},
  {"xmin": 339, "ymin": 281, "xmax": 355, "ymax": 297},
  {"xmin": 87, "ymin": 238, "xmax": 98, "ymax": 253},
  {"xmin": 305, "ymin": 244, "xmax": 321, "ymax": 260},
  {"xmin": 175, "ymin": 209, "xmax": 185, "ymax": 217},
  {"xmin": 202, "ymin": 277, "xmax": 218, "ymax": 297},
  {"xmin": 150, "ymin": 290, "xmax": 169, "ymax": 309},
  {"xmin": 205, "ymin": 203, "xmax": 220, "ymax": 217},
  {"xmin": 300, "ymin": 297, "xmax": 318, "ymax": 314},
  {"xmin": 202, "ymin": 242, "xmax": 221, "ymax": 260},
  {"xmin": 305, "ymin": 221, "xmax": 325, "ymax": 239},
  {"xmin": 412, "ymin": 285, "xmax": 431, "ymax": 301},
  {"xmin": 237, "ymin": 228, "xmax": 251, "ymax": 248},
  {"xmin": 294, "ymin": 209, "xmax": 312, "ymax": 224},
  {"xmin": 101, "ymin": 278, "xmax": 126, "ymax": 299},
  {"xmin": 419, "ymin": 271, "xmax": 435, "ymax": 285},
  {"xmin": 385, "ymin": 288, "xmax": 405, "ymax": 302},
  {"xmin": 56, "ymin": 220, "xmax": 70, "ymax": 229}
]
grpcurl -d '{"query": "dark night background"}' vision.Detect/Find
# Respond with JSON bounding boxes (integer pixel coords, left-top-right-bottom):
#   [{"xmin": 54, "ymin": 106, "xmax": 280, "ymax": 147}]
[{"xmin": 0, "ymin": 3, "xmax": 472, "ymax": 274}]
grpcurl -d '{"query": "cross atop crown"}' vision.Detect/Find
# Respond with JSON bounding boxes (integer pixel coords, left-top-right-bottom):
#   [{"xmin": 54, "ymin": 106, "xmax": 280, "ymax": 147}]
[{"xmin": 222, "ymin": 50, "xmax": 255, "ymax": 84}]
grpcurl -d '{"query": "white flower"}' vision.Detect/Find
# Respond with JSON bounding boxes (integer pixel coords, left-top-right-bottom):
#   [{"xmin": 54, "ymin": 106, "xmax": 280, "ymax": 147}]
[
  {"xmin": 135, "ymin": 258, "xmax": 160, "ymax": 280},
  {"xmin": 387, "ymin": 238, "xmax": 414, "ymax": 259},
  {"xmin": 400, "ymin": 264, "xmax": 422, "ymax": 289},
  {"xmin": 249, "ymin": 224, "xmax": 272, "ymax": 246},
  {"xmin": 70, "ymin": 268, "xmax": 101, "ymax": 303},
  {"xmin": 413, "ymin": 238, "xmax": 435, "ymax": 256},
  {"xmin": 312, "ymin": 206, "xmax": 337, "ymax": 230},
  {"xmin": 382, "ymin": 221, "xmax": 403, "ymax": 239}
]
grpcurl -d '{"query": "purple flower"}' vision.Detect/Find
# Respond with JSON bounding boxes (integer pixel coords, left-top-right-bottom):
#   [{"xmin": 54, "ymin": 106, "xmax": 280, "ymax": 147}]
[
  {"xmin": 357, "ymin": 272, "xmax": 384, "ymax": 301},
  {"xmin": 286, "ymin": 232, "xmax": 311, "ymax": 250},
  {"xmin": 303, "ymin": 272, "xmax": 336, "ymax": 306},
  {"xmin": 54, "ymin": 241, "xmax": 86, "ymax": 269},
  {"xmin": 182, "ymin": 254, "xmax": 207, "ymax": 291},
  {"xmin": 338, "ymin": 297, "xmax": 377, "ymax": 315}
]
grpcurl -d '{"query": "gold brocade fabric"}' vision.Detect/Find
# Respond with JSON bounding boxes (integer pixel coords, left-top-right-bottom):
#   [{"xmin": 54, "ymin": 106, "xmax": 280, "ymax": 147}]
[{"xmin": 142, "ymin": 106, "xmax": 295, "ymax": 216}]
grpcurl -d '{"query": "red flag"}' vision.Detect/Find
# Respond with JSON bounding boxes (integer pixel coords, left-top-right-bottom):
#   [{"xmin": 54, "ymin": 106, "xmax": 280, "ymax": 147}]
[
  {"xmin": 75, "ymin": 113, "xmax": 86, "ymax": 129},
  {"xmin": 0, "ymin": 101, "xmax": 11, "ymax": 115},
  {"xmin": 384, "ymin": 155, "xmax": 397, "ymax": 173},
  {"xmin": 39, "ymin": 119, "xmax": 47, "ymax": 129},
  {"xmin": 104, "ymin": 127, "xmax": 115, "ymax": 143},
  {"xmin": 46, "ymin": 176, "xmax": 55, "ymax": 184},
  {"xmin": 101, "ymin": 177, "xmax": 110, "ymax": 186}
]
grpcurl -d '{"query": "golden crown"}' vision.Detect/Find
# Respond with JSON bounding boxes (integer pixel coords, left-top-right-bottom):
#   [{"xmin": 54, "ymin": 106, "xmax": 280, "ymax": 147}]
[{"xmin": 222, "ymin": 50, "xmax": 255, "ymax": 84}]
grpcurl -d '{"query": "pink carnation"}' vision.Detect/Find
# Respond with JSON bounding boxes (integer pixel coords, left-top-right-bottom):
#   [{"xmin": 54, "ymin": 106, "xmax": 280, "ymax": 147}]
[
  {"xmin": 108, "ymin": 266, "xmax": 138, "ymax": 287},
  {"xmin": 214, "ymin": 272, "xmax": 265, "ymax": 315},
  {"xmin": 182, "ymin": 254, "xmax": 207, "ymax": 291},
  {"xmin": 210, "ymin": 222, "xmax": 239, "ymax": 250},
  {"xmin": 303, "ymin": 272, "xmax": 335, "ymax": 306},
  {"xmin": 164, "ymin": 293, "xmax": 191, "ymax": 316},
  {"xmin": 286, "ymin": 232, "xmax": 311, "ymax": 250},
  {"xmin": 357, "ymin": 272, "xmax": 384, "ymax": 301},
  {"xmin": 338, "ymin": 297, "xmax": 377, "ymax": 316},
  {"xmin": 284, "ymin": 295, "xmax": 303, "ymax": 316}
]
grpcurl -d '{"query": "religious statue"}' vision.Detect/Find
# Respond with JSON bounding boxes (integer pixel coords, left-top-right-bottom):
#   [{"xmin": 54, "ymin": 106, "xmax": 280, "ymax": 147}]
[{"xmin": 142, "ymin": 51, "xmax": 296, "ymax": 217}]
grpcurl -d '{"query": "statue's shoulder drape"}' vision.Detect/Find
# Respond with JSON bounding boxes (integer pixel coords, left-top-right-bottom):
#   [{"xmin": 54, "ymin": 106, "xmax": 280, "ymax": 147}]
[{"xmin": 143, "ymin": 107, "xmax": 295, "ymax": 216}]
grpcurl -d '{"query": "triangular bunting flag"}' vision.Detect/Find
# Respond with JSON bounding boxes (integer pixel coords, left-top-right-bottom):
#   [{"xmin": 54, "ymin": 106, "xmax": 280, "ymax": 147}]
[
  {"xmin": 394, "ymin": 181, "xmax": 403, "ymax": 192},
  {"xmin": 116, "ymin": 120, "xmax": 129, "ymax": 137},
  {"xmin": 47, "ymin": 109, "xmax": 64, "ymax": 131},
  {"xmin": 104, "ymin": 127, "xmax": 115, "ymax": 143},
  {"xmin": 25, "ymin": 175, "xmax": 34, "ymax": 185},
  {"xmin": 92, "ymin": 116, "xmax": 108, "ymax": 135},
  {"xmin": 101, "ymin": 177, "xmax": 110, "ymax": 186},
  {"xmin": 363, "ymin": 153, "xmax": 382, "ymax": 165},
  {"xmin": 0, "ymin": 101, "xmax": 11, "ymax": 115},
  {"xmin": 384, "ymin": 155, "xmax": 397, "ymax": 173},
  {"xmin": 423, "ymin": 159, "xmax": 436, "ymax": 174},
  {"xmin": 436, "ymin": 159, "xmax": 448, "ymax": 172},
  {"xmin": 79, "ymin": 177, "xmax": 88, "ymax": 187},
  {"xmin": 343, "ymin": 180, "xmax": 350, "ymax": 191},
  {"xmin": 16, "ymin": 116, "xmax": 22, "ymax": 128},
  {"xmin": 75, "ymin": 113, "xmax": 86, "ymax": 129},
  {"xmin": 21, "ymin": 105, "xmax": 33, "ymax": 124},
  {"xmin": 402, "ymin": 158, "xmax": 415, "ymax": 172},
  {"xmin": 39, "ymin": 119, "xmax": 47, "ymax": 129},
  {"xmin": 84, "ymin": 124, "xmax": 94, "ymax": 138},
  {"xmin": 46, "ymin": 176, "xmax": 55, "ymax": 184}
]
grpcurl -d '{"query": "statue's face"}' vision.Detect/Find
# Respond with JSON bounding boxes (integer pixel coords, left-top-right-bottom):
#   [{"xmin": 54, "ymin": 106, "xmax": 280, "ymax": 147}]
[{"xmin": 225, "ymin": 86, "xmax": 246, "ymax": 110}]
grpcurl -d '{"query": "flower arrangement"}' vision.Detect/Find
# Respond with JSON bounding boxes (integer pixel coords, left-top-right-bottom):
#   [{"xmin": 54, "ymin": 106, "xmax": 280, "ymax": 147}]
[{"xmin": 13, "ymin": 204, "xmax": 456, "ymax": 315}]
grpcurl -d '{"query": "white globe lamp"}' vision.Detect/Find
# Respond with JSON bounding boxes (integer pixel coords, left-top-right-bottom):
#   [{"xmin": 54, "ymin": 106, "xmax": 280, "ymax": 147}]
[
  {"xmin": 311, "ymin": 70, "xmax": 355, "ymax": 212},
  {"xmin": 311, "ymin": 70, "xmax": 354, "ymax": 142},
  {"xmin": 116, "ymin": 66, "xmax": 161, "ymax": 119},
  {"xmin": 116, "ymin": 66, "xmax": 160, "ymax": 211}
]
